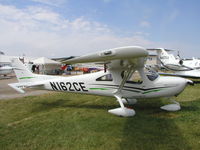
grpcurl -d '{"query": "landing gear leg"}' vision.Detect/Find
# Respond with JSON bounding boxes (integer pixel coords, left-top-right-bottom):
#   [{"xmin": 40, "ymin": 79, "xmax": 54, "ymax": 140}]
[
  {"xmin": 121, "ymin": 98, "xmax": 137, "ymax": 105},
  {"xmin": 108, "ymin": 95, "xmax": 136, "ymax": 117},
  {"xmin": 109, "ymin": 66, "xmax": 136, "ymax": 117}
]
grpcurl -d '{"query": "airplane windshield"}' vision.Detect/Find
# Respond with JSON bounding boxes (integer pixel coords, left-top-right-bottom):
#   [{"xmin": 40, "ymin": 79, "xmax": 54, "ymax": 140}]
[{"xmin": 146, "ymin": 70, "xmax": 159, "ymax": 81}]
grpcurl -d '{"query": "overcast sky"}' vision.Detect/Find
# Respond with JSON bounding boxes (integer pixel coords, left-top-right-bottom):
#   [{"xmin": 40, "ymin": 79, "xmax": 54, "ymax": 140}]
[{"xmin": 0, "ymin": 0, "xmax": 200, "ymax": 58}]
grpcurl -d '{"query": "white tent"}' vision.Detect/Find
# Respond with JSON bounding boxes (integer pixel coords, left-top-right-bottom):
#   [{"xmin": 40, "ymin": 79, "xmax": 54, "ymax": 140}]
[
  {"xmin": 33, "ymin": 57, "xmax": 60, "ymax": 65},
  {"xmin": 33, "ymin": 57, "xmax": 61, "ymax": 74}
]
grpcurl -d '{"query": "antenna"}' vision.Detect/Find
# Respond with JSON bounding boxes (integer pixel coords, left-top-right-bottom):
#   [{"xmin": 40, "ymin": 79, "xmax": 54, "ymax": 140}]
[{"xmin": 177, "ymin": 51, "xmax": 180, "ymax": 58}]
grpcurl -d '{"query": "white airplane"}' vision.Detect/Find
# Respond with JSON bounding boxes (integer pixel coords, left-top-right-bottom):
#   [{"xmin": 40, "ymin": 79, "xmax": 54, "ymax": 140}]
[
  {"xmin": 0, "ymin": 65, "xmax": 13, "ymax": 76},
  {"xmin": 0, "ymin": 52, "xmax": 13, "ymax": 76},
  {"xmin": 9, "ymin": 46, "xmax": 192, "ymax": 117},
  {"xmin": 148, "ymin": 48, "xmax": 200, "ymax": 78}
]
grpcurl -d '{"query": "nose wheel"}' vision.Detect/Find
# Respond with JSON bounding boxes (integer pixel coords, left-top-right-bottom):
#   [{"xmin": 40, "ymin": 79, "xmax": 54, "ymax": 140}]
[{"xmin": 160, "ymin": 99, "xmax": 181, "ymax": 112}]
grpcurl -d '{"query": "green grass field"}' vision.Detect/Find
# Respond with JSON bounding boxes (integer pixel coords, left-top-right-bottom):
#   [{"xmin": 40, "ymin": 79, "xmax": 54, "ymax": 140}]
[{"xmin": 1, "ymin": 85, "xmax": 200, "ymax": 150}]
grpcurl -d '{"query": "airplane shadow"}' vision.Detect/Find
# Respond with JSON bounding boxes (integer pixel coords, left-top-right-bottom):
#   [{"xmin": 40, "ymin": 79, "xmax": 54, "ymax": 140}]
[
  {"xmin": 32, "ymin": 98, "xmax": 194, "ymax": 150},
  {"xmin": 31, "ymin": 99, "xmax": 117, "ymax": 113},
  {"xmin": 193, "ymin": 81, "xmax": 200, "ymax": 84}
]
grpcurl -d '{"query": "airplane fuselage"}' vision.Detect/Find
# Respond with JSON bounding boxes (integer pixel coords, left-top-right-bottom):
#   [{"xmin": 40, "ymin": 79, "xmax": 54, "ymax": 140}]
[{"xmin": 32, "ymin": 71, "xmax": 188, "ymax": 99}]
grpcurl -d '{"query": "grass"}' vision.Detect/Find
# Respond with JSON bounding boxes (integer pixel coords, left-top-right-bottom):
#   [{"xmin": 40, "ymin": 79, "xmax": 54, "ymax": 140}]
[{"xmin": 1, "ymin": 85, "xmax": 200, "ymax": 150}]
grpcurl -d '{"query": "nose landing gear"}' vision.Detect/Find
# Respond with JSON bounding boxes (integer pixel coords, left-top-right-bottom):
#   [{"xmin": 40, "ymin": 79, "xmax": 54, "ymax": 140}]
[{"xmin": 160, "ymin": 99, "xmax": 181, "ymax": 112}]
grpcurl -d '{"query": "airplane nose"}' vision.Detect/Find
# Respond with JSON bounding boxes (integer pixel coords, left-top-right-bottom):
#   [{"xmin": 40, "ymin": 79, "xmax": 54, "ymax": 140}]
[
  {"xmin": 177, "ymin": 78, "xmax": 193, "ymax": 89},
  {"xmin": 185, "ymin": 79, "xmax": 194, "ymax": 86},
  {"xmin": 173, "ymin": 78, "xmax": 191, "ymax": 96}
]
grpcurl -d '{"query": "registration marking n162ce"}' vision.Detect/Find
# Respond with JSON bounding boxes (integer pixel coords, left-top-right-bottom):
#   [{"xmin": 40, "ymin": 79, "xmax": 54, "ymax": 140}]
[{"xmin": 50, "ymin": 82, "xmax": 88, "ymax": 92}]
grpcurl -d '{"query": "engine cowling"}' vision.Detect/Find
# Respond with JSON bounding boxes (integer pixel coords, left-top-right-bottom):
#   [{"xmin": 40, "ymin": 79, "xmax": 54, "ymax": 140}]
[{"xmin": 179, "ymin": 60, "xmax": 183, "ymax": 65}]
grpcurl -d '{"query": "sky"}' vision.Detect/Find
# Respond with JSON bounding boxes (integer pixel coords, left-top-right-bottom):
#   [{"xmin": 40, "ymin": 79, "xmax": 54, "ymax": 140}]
[{"xmin": 0, "ymin": 0, "xmax": 200, "ymax": 58}]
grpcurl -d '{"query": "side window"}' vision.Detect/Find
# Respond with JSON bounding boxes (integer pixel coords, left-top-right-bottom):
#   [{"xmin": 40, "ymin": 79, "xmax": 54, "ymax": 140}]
[
  {"xmin": 121, "ymin": 71, "xmax": 143, "ymax": 84},
  {"xmin": 96, "ymin": 74, "xmax": 113, "ymax": 81}
]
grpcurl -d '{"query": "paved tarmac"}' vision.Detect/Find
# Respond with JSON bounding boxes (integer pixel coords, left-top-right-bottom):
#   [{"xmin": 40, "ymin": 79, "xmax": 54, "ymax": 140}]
[{"xmin": 0, "ymin": 76, "xmax": 51, "ymax": 100}]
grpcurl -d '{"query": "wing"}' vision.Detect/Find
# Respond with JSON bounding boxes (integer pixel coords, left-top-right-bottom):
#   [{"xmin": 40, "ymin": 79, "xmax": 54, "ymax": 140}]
[
  {"xmin": 159, "ymin": 72, "xmax": 200, "ymax": 79},
  {"xmin": 62, "ymin": 46, "xmax": 148, "ymax": 69}
]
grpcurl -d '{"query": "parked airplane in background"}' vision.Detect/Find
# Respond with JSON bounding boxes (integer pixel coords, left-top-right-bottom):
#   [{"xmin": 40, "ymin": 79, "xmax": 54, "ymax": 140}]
[
  {"xmin": 9, "ymin": 46, "xmax": 192, "ymax": 117},
  {"xmin": 0, "ymin": 65, "xmax": 13, "ymax": 76},
  {"xmin": 148, "ymin": 48, "xmax": 200, "ymax": 78},
  {"xmin": 0, "ymin": 51, "xmax": 13, "ymax": 77}
]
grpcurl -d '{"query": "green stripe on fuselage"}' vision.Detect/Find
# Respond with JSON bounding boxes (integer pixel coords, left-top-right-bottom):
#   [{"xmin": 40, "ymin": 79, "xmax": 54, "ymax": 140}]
[
  {"xmin": 19, "ymin": 77, "xmax": 35, "ymax": 79},
  {"xmin": 142, "ymin": 89, "xmax": 162, "ymax": 94}
]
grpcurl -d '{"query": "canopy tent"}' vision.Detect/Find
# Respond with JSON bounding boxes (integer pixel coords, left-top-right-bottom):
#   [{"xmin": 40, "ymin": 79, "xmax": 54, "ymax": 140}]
[
  {"xmin": 32, "ymin": 57, "xmax": 61, "ymax": 74},
  {"xmin": 33, "ymin": 57, "xmax": 61, "ymax": 65}
]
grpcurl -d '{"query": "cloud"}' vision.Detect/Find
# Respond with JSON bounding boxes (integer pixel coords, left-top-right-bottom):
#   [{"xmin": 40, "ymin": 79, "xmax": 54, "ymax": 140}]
[
  {"xmin": 140, "ymin": 21, "xmax": 151, "ymax": 28},
  {"xmin": 31, "ymin": 0, "xmax": 66, "ymax": 7},
  {"xmin": 0, "ymin": 4, "xmax": 155, "ymax": 57}
]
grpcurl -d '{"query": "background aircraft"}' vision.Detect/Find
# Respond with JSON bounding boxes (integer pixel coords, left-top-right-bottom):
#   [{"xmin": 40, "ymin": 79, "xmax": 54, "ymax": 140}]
[
  {"xmin": 9, "ymin": 46, "xmax": 192, "ymax": 117},
  {"xmin": 148, "ymin": 48, "xmax": 200, "ymax": 78},
  {"xmin": 0, "ymin": 51, "xmax": 13, "ymax": 77},
  {"xmin": 0, "ymin": 65, "xmax": 13, "ymax": 76}
]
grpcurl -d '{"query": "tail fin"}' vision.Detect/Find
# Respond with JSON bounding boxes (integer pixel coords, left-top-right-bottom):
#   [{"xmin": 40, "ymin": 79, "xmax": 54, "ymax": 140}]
[
  {"xmin": 11, "ymin": 58, "xmax": 37, "ymax": 83},
  {"xmin": 156, "ymin": 48, "xmax": 176, "ymax": 65},
  {"xmin": 10, "ymin": 58, "xmax": 57, "ymax": 93}
]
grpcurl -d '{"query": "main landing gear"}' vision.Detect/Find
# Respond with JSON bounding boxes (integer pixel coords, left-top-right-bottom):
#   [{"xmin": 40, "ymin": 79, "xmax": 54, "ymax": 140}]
[
  {"xmin": 108, "ymin": 95, "xmax": 136, "ymax": 117},
  {"xmin": 108, "ymin": 66, "xmax": 136, "ymax": 117}
]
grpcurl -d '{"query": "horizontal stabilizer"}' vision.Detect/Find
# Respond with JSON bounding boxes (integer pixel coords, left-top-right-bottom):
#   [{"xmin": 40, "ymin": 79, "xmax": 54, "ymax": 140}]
[
  {"xmin": 8, "ymin": 83, "xmax": 25, "ymax": 94},
  {"xmin": 8, "ymin": 82, "xmax": 45, "ymax": 94}
]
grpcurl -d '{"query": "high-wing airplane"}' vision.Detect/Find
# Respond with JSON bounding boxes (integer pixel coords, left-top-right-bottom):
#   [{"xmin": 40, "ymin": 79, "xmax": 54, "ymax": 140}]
[
  {"xmin": 9, "ymin": 46, "xmax": 192, "ymax": 117},
  {"xmin": 0, "ymin": 65, "xmax": 13, "ymax": 76},
  {"xmin": 148, "ymin": 48, "xmax": 200, "ymax": 78}
]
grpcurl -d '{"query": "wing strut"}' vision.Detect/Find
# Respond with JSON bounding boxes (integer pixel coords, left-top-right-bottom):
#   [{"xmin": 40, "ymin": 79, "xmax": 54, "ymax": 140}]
[
  {"xmin": 116, "ymin": 65, "xmax": 134, "ymax": 94},
  {"xmin": 108, "ymin": 65, "xmax": 136, "ymax": 117}
]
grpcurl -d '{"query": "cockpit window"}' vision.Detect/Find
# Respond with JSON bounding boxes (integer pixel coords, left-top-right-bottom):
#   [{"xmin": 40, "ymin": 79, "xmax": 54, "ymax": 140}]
[
  {"xmin": 146, "ymin": 70, "xmax": 159, "ymax": 81},
  {"xmin": 96, "ymin": 74, "xmax": 113, "ymax": 81}
]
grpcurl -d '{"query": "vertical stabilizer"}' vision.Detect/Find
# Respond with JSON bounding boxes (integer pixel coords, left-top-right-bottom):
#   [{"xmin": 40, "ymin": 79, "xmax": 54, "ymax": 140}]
[
  {"xmin": 156, "ymin": 48, "xmax": 176, "ymax": 65},
  {"xmin": 11, "ymin": 58, "xmax": 36, "ymax": 83}
]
